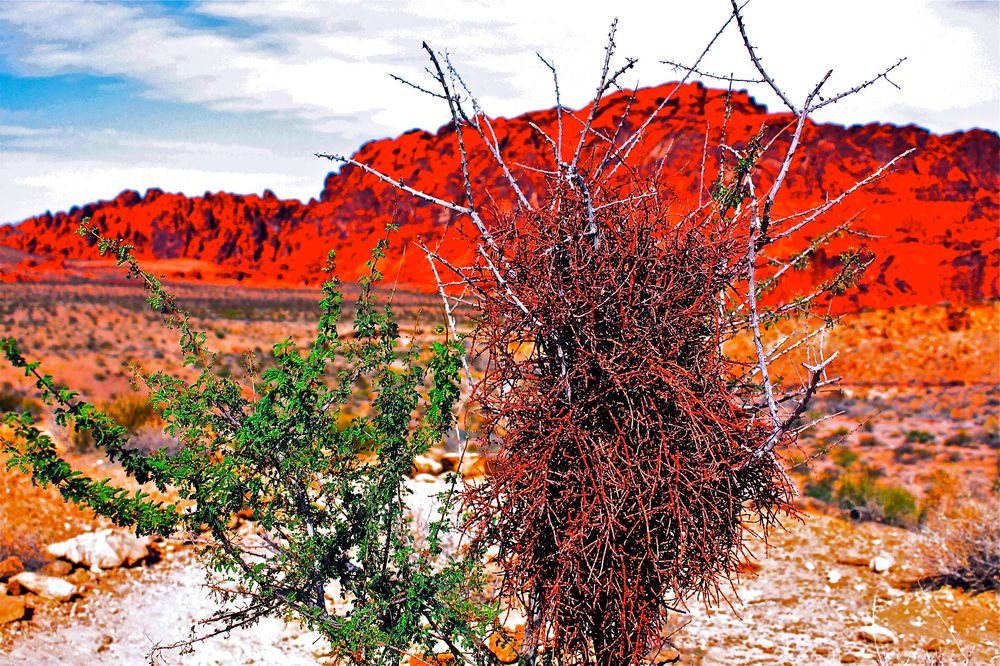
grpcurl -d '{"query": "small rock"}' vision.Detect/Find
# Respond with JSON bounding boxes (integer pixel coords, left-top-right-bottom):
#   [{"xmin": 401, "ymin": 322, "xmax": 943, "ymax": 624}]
[
  {"xmin": 47, "ymin": 528, "xmax": 150, "ymax": 571},
  {"xmin": 757, "ymin": 638, "xmax": 777, "ymax": 653},
  {"xmin": 414, "ymin": 473, "xmax": 440, "ymax": 484},
  {"xmin": 487, "ymin": 627, "xmax": 523, "ymax": 663},
  {"xmin": 65, "ymin": 568, "xmax": 92, "ymax": 586},
  {"xmin": 923, "ymin": 638, "xmax": 941, "ymax": 652},
  {"xmin": 488, "ymin": 607, "xmax": 526, "ymax": 662},
  {"xmin": 0, "ymin": 556, "xmax": 25, "ymax": 582},
  {"xmin": 39, "ymin": 559, "xmax": 73, "ymax": 577},
  {"xmin": 857, "ymin": 624, "xmax": 896, "ymax": 644},
  {"xmin": 95, "ymin": 633, "xmax": 114, "ymax": 653},
  {"xmin": 8, "ymin": 572, "xmax": 79, "ymax": 602},
  {"xmin": 840, "ymin": 654, "xmax": 859, "ymax": 664},
  {"xmin": 870, "ymin": 554, "xmax": 894, "ymax": 574},
  {"xmin": 6, "ymin": 578, "xmax": 22, "ymax": 595},
  {"xmin": 0, "ymin": 596, "xmax": 26, "ymax": 624},
  {"xmin": 413, "ymin": 454, "xmax": 444, "ymax": 476},
  {"xmin": 828, "ymin": 569, "xmax": 843, "ymax": 585},
  {"xmin": 814, "ymin": 646, "xmax": 832, "ymax": 656}
]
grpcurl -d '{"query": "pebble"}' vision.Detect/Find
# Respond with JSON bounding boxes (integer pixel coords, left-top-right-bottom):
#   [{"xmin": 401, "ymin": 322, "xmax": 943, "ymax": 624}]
[
  {"xmin": 652, "ymin": 647, "xmax": 681, "ymax": 663},
  {"xmin": 0, "ymin": 596, "xmax": 26, "ymax": 624},
  {"xmin": 857, "ymin": 624, "xmax": 896, "ymax": 644},
  {"xmin": 869, "ymin": 554, "xmax": 894, "ymax": 574},
  {"xmin": 412, "ymin": 454, "xmax": 443, "ymax": 476},
  {"xmin": 0, "ymin": 556, "xmax": 25, "ymax": 582},
  {"xmin": 8, "ymin": 572, "xmax": 79, "ymax": 602}
]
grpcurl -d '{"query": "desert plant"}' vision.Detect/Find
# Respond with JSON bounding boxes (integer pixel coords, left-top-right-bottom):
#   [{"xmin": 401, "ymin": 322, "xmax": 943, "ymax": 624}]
[
  {"xmin": 0, "ymin": 387, "xmax": 41, "ymax": 417},
  {"xmin": 4, "ymin": 4, "xmax": 909, "ymax": 663},
  {"xmin": 918, "ymin": 495, "xmax": 1000, "ymax": 593},
  {"xmin": 316, "ymin": 4, "xmax": 908, "ymax": 663},
  {"xmin": 1, "ymin": 224, "xmax": 496, "ymax": 664},
  {"xmin": 905, "ymin": 429, "xmax": 936, "ymax": 444},
  {"xmin": 836, "ymin": 466, "xmax": 919, "ymax": 526}
]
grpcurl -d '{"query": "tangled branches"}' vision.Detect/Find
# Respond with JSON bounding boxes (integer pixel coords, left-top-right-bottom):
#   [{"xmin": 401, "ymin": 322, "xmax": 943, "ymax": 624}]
[
  {"xmin": 317, "ymin": 4, "xmax": 909, "ymax": 664},
  {"xmin": 468, "ymin": 177, "xmax": 796, "ymax": 665}
]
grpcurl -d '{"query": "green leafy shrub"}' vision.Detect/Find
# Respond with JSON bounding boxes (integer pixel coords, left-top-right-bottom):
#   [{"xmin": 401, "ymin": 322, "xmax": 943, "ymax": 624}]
[
  {"xmin": 857, "ymin": 434, "xmax": 882, "ymax": 448},
  {"xmin": 905, "ymin": 429, "xmax": 936, "ymax": 444},
  {"xmin": 835, "ymin": 466, "xmax": 919, "ymax": 527},
  {"xmin": 1, "ymin": 223, "xmax": 495, "ymax": 664},
  {"xmin": 804, "ymin": 471, "xmax": 837, "ymax": 503},
  {"xmin": 67, "ymin": 393, "xmax": 163, "ymax": 453},
  {"xmin": 893, "ymin": 442, "xmax": 935, "ymax": 464},
  {"xmin": 831, "ymin": 447, "xmax": 860, "ymax": 468}
]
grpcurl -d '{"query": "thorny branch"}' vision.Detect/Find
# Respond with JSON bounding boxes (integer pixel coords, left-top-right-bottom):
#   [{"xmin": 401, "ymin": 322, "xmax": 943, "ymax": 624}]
[{"xmin": 311, "ymin": 4, "xmax": 910, "ymax": 663}]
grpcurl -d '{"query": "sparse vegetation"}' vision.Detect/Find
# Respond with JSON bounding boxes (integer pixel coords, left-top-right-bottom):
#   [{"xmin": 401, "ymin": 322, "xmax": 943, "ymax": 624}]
[
  {"xmin": 919, "ymin": 494, "xmax": 1000, "ymax": 593},
  {"xmin": 2, "ymin": 225, "xmax": 493, "ymax": 665},
  {"xmin": 905, "ymin": 429, "xmax": 936, "ymax": 444},
  {"xmin": 805, "ymin": 462, "xmax": 921, "ymax": 527}
]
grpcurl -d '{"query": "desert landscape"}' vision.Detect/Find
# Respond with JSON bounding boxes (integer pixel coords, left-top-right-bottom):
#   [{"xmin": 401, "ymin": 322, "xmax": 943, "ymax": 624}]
[
  {"xmin": 1, "ymin": 3, "xmax": 998, "ymax": 665},
  {"xmin": 0, "ymin": 279, "xmax": 996, "ymax": 665}
]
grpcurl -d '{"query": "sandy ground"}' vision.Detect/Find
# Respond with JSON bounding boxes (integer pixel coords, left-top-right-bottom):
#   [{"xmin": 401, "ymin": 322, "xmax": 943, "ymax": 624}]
[{"xmin": 1, "ymin": 507, "xmax": 996, "ymax": 666}]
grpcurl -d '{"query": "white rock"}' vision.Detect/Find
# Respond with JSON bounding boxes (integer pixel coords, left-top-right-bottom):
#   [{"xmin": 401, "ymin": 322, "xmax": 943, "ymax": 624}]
[
  {"xmin": 870, "ymin": 554, "xmax": 894, "ymax": 574},
  {"xmin": 857, "ymin": 624, "xmax": 896, "ymax": 644},
  {"xmin": 47, "ymin": 528, "xmax": 150, "ymax": 571},
  {"xmin": 757, "ymin": 638, "xmax": 776, "ymax": 653},
  {"xmin": 828, "ymin": 569, "xmax": 843, "ymax": 584},
  {"xmin": 412, "ymin": 454, "xmax": 443, "ymax": 476},
  {"xmin": 9, "ymin": 572, "xmax": 79, "ymax": 602}
]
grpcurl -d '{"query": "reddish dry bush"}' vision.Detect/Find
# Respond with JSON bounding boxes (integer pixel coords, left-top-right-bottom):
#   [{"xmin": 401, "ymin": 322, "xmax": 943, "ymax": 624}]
[{"xmin": 468, "ymin": 178, "xmax": 796, "ymax": 665}]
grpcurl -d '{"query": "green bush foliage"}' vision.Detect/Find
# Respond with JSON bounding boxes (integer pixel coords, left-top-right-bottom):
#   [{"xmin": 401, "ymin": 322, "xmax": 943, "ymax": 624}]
[
  {"xmin": 0, "ymin": 222, "xmax": 496, "ymax": 664},
  {"xmin": 804, "ymin": 463, "xmax": 920, "ymax": 527}
]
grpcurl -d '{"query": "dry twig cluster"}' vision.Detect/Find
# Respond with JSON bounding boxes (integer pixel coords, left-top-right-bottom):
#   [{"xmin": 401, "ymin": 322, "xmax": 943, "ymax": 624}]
[{"xmin": 316, "ymin": 4, "xmax": 910, "ymax": 663}]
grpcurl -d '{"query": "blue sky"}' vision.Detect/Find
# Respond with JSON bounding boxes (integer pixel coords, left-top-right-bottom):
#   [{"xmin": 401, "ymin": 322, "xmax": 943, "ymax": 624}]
[{"xmin": 1, "ymin": 0, "xmax": 997, "ymax": 225}]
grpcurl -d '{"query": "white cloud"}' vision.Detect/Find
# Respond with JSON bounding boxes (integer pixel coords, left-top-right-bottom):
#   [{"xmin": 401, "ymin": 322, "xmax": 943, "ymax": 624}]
[
  {"xmin": 0, "ymin": 124, "xmax": 59, "ymax": 138},
  {"xmin": 0, "ymin": 141, "xmax": 329, "ymax": 224},
  {"xmin": 0, "ymin": 0, "xmax": 995, "ymax": 137},
  {"xmin": 0, "ymin": 1, "xmax": 995, "ymax": 223}
]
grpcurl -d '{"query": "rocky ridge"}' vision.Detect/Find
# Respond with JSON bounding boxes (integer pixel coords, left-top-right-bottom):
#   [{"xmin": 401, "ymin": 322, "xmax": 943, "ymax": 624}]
[{"xmin": 1, "ymin": 82, "xmax": 997, "ymax": 310}]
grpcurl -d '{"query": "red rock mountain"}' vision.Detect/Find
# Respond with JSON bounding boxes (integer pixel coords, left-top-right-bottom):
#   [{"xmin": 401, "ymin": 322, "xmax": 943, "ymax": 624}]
[{"xmin": 2, "ymin": 82, "xmax": 996, "ymax": 309}]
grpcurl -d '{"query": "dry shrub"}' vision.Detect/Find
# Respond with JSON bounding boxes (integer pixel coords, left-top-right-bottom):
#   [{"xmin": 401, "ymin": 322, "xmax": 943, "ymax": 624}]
[
  {"xmin": 68, "ymin": 392, "xmax": 162, "ymax": 452},
  {"xmin": 468, "ymin": 178, "xmax": 795, "ymax": 665},
  {"xmin": 919, "ymin": 493, "xmax": 1000, "ymax": 593}
]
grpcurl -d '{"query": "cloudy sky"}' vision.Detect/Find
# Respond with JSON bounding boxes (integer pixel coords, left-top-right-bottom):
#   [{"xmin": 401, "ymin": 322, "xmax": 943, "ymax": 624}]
[{"xmin": 1, "ymin": 0, "xmax": 997, "ymax": 225}]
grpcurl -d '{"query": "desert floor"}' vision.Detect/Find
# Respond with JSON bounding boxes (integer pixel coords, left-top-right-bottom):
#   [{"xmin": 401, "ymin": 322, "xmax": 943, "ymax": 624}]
[{"xmin": 0, "ymin": 280, "xmax": 996, "ymax": 665}]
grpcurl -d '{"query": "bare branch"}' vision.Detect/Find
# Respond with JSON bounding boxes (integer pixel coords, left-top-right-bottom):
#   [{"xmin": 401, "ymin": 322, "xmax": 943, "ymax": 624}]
[
  {"xmin": 766, "ymin": 149, "xmax": 915, "ymax": 244},
  {"xmin": 730, "ymin": 0, "xmax": 798, "ymax": 113},
  {"xmin": 808, "ymin": 58, "xmax": 907, "ymax": 113},
  {"xmin": 661, "ymin": 59, "xmax": 765, "ymax": 85},
  {"xmin": 536, "ymin": 53, "xmax": 563, "ymax": 165}
]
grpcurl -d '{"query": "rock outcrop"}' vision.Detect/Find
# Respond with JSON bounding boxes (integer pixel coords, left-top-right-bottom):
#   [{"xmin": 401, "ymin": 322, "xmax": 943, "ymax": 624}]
[{"xmin": 1, "ymin": 82, "xmax": 996, "ymax": 311}]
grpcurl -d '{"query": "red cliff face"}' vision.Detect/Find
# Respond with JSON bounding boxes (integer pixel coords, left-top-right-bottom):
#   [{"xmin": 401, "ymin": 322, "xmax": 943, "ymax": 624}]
[{"xmin": 2, "ymin": 82, "xmax": 996, "ymax": 310}]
